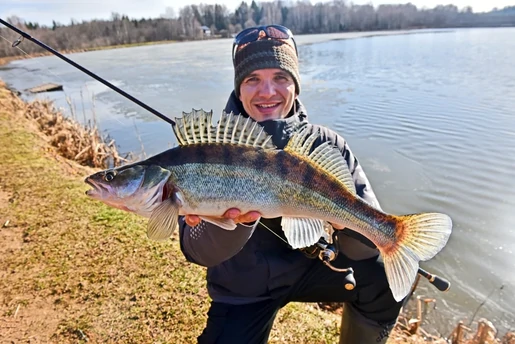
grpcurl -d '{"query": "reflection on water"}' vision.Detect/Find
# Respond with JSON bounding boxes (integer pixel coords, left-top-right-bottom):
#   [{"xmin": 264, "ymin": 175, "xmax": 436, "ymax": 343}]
[{"xmin": 1, "ymin": 27, "xmax": 514, "ymax": 335}]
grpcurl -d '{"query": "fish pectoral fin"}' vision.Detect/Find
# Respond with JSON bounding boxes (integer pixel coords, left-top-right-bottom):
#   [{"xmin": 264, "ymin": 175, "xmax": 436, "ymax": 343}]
[
  {"xmin": 199, "ymin": 216, "xmax": 237, "ymax": 230},
  {"xmin": 147, "ymin": 198, "xmax": 180, "ymax": 241},
  {"xmin": 281, "ymin": 217, "xmax": 326, "ymax": 249}
]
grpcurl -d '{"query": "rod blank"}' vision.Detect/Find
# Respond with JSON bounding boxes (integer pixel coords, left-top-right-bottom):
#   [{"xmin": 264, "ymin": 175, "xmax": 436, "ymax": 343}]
[{"xmin": 0, "ymin": 18, "xmax": 175, "ymax": 126}]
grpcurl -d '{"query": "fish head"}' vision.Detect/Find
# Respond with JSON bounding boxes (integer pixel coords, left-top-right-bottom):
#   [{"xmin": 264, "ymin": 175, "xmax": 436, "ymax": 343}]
[{"xmin": 85, "ymin": 164, "xmax": 172, "ymax": 217}]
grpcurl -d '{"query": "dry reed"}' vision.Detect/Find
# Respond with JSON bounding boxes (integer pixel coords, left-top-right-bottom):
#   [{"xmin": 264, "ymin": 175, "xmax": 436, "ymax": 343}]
[
  {"xmin": 1, "ymin": 81, "xmax": 129, "ymax": 168},
  {"xmin": 318, "ymin": 298, "xmax": 514, "ymax": 344}
]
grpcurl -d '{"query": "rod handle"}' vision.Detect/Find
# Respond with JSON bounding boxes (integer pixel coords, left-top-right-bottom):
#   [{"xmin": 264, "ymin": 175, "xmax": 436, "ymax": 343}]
[{"xmin": 418, "ymin": 267, "xmax": 451, "ymax": 292}]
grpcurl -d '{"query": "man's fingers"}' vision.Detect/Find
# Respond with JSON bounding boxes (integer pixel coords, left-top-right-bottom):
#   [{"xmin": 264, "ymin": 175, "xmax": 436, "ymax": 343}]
[
  {"xmin": 223, "ymin": 208, "xmax": 241, "ymax": 219},
  {"xmin": 187, "ymin": 209, "xmax": 261, "ymax": 227},
  {"xmin": 185, "ymin": 215, "xmax": 201, "ymax": 227},
  {"xmin": 189, "ymin": 212, "xmax": 333, "ymax": 229},
  {"xmin": 223, "ymin": 208, "xmax": 261, "ymax": 224},
  {"xmin": 237, "ymin": 211, "xmax": 261, "ymax": 224}
]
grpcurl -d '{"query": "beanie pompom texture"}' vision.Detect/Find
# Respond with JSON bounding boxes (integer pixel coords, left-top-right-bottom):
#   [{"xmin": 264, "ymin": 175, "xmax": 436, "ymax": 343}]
[{"xmin": 234, "ymin": 39, "xmax": 300, "ymax": 97}]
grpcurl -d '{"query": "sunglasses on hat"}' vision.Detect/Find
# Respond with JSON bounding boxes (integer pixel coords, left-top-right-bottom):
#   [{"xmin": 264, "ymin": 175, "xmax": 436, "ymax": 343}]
[{"xmin": 232, "ymin": 25, "xmax": 298, "ymax": 62}]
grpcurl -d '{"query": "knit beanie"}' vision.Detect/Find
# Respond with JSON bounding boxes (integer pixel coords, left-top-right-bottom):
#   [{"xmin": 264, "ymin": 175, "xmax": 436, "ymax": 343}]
[{"xmin": 233, "ymin": 39, "xmax": 301, "ymax": 97}]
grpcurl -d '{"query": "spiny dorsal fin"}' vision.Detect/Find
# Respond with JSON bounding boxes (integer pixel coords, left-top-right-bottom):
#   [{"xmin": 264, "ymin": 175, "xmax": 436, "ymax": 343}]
[
  {"xmin": 173, "ymin": 108, "xmax": 214, "ymax": 145},
  {"xmin": 173, "ymin": 109, "xmax": 276, "ymax": 149},
  {"xmin": 284, "ymin": 128, "xmax": 356, "ymax": 195}
]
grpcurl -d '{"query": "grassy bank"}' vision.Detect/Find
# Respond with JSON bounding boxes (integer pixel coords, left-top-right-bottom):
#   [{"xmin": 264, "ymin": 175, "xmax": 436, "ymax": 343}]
[{"xmin": 0, "ymin": 80, "xmax": 344, "ymax": 343}]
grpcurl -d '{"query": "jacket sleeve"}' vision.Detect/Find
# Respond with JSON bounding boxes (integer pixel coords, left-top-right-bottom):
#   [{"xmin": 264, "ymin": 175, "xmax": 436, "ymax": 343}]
[
  {"xmin": 178, "ymin": 216, "xmax": 257, "ymax": 267},
  {"xmin": 343, "ymin": 142, "xmax": 382, "ymax": 211}
]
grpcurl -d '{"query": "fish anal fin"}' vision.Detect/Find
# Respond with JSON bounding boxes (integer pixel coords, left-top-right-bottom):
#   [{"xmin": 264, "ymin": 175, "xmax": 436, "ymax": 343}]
[
  {"xmin": 281, "ymin": 217, "xmax": 326, "ymax": 249},
  {"xmin": 381, "ymin": 212, "xmax": 452, "ymax": 301},
  {"xmin": 284, "ymin": 128, "xmax": 356, "ymax": 195},
  {"xmin": 147, "ymin": 198, "xmax": 180, "ymax": 241},
  {"xmin": 199, "ymin": 216, "xmax": 237, "ymax": 230}
]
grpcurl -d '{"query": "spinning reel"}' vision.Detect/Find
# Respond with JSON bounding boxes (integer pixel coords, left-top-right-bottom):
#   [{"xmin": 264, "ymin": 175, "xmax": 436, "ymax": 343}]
[{"xmin": 305, "ymin": 231, "xmax": 451, "ymax": 293}]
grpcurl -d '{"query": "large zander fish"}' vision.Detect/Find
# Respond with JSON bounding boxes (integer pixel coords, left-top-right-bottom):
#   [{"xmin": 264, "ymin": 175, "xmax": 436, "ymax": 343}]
[{"xmin": 85, "ymin": 109, "xmax": 452, "ymax": 301}]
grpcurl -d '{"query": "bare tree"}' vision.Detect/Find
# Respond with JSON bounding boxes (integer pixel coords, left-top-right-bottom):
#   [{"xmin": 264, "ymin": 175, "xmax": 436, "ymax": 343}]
[{"xmin": 1, "ymin": 1, "xmax": 514, "ymax": 58}]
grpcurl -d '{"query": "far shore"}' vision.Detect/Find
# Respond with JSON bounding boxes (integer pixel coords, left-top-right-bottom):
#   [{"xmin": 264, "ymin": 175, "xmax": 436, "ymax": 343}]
[
  {"xmin": 294, "ymin": 28, "xmax": 453, "ymax": 46},
  {"xmin": 0, "ymin": 28, "xmax": 453, "ymax": 67}
]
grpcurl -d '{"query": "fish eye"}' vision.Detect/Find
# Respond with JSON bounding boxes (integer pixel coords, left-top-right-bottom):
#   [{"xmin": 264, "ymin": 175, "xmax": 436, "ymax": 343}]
[{"xmin": 104, "ymin": 171, "xmax": 116, "ymax": 182}]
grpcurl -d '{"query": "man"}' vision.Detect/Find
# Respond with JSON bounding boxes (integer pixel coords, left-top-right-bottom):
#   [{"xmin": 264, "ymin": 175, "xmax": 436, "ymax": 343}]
[{"xmin": 178, "ymin": 25, "xmax": 403, "ymax": 343}]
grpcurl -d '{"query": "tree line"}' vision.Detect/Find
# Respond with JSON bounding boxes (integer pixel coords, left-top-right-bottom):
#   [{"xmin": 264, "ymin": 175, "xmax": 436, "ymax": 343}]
[{"xmin": 1, "ymin": 0, "xmax": 514, "ymax": 58}]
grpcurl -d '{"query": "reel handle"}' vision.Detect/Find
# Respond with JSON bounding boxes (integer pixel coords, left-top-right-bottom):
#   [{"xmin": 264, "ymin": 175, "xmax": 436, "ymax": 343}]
[{"xmin": 319, "ymin": 246, "xmax": 356, "ymax": 290}]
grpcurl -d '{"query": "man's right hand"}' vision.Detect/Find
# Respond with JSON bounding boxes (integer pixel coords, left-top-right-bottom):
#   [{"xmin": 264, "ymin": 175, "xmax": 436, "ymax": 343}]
[{"xmin": 184, "ymin": 208, "xmax": 261, "ymax": 227}]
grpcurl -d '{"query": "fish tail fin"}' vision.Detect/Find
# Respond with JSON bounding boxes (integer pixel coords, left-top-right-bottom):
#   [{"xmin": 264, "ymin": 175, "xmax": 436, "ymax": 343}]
[{"xmin": 381, "ymin": 212, "xmax": 452, "ymax": 302}]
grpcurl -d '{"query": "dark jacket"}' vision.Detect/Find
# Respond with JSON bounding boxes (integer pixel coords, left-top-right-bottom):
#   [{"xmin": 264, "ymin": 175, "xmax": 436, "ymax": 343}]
[{"xmin": 178, "ymin": 91, "xmax": 381, "ymax": 304}]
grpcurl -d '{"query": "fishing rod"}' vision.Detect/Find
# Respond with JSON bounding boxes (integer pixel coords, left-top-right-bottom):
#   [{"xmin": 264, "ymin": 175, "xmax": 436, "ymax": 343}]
[
  {"xmin": 2, "ymin": 18, "xmax": 451, "ymax": 294},
  {"xmin": 0, "ymin": 18, "xmax": 175, "ymax": 126},
  {"xmin": 417, "ymin": 266, "xmax": 450, "ymax": 292},
  {"xmin": 320, "ymin": 233, "xmax": 451, "ymax": 292},
  {"xmin": 261, "ymin": 221, "xmax": 451, "ymax": 293}
]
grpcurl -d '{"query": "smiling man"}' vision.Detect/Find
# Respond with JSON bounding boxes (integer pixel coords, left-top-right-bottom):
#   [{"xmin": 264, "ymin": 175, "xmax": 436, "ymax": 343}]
[{"xmin": 177, "ymin": 25, "xmax": 404, "ymax": 344}]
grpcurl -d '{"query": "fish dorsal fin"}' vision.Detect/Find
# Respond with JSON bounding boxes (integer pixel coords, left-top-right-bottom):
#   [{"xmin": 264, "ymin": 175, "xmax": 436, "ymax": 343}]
[
  {"xmin": 284, "ymin": 127, "xmax": 356, "ymax": 195},
  {"xmin": 173, "ymin": 108, "xmax": 214, "ymax": 145},
  {"xmin": 172, "ymin": 109, "xmax": 276, "ymax": 149}
]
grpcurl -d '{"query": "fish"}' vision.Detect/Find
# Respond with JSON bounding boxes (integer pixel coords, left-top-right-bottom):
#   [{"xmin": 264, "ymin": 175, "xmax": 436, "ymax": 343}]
[{"xmin": 85, "ymin": 109, "xmax": 452, "ymax": 301}]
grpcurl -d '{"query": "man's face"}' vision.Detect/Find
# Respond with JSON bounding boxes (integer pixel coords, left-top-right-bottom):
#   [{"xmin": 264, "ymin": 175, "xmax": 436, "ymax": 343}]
[{"xmin": 239, "ymin": 68, "xmax": 297, "ymax": 122}]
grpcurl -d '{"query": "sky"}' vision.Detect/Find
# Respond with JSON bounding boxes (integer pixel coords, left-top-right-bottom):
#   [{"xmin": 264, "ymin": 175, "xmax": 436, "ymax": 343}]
[{"xmin": 0, "ymin": 0, "xmax": 513, "ymax": 27}]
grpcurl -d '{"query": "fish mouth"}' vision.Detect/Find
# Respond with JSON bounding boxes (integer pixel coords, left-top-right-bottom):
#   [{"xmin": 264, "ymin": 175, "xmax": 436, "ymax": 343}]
[{"xmin": 84, "ymin": 177, "xmax": 105, "ymax": 197}]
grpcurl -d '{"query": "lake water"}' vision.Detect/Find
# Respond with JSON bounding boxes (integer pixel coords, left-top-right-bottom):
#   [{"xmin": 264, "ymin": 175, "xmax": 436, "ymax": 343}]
[{"xmin": 1, "ymin": 27, "xmax": 514, "ymax": 337}]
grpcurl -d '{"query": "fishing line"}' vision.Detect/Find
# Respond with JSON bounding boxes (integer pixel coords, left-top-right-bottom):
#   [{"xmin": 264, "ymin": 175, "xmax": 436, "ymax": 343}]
[
  {"xmin": 0, "ymin": 32, "xmax": 78, "ymax": 116},
  {"xmin": 0, "ymin": 31, "xmax": 135, "ymax": 129},
  {"xmin": 0, "ymin": 33, "xmax": 16, "ymax": 45},
  {"xmin": 1, "ymin": 33, "xmax": 66, "ymax": 85},
  {"xmin": 468, "ymin": 284, "xmax": 505, "ymax": 327},
  {"xmin": 0, "ymin": 18, "xmax": 175, "ymax": 126},
  {"xmin": 1, "ymin": 32, "xmax": 80, "ymax": 102},
  {"xmin": 258, "ymin": 220, "xmax": 292, "ymax": 248}
]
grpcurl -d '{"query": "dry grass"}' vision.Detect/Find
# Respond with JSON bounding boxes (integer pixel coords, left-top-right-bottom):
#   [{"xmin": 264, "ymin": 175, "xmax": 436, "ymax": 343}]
[
  {"xmin": 0, "ymin": 79, "xmax": 513, "ymax": 343},
  {"xmin": 24, "ymin": 99, "xmax": 130, "ymax": 168},
  {"xmin": 1, "ymin": 82, "xmax": 128, "ymax": 168}
]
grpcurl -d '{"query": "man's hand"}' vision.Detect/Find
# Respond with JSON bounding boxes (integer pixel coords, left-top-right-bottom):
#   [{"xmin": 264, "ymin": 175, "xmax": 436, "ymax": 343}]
[
  {"xmin": 184, "ymin": 208, "xmax": 261, "ymax": 227},
  {"xmin": 330, "ymin": 222, "xmax": 345, "ymax": 230}
]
